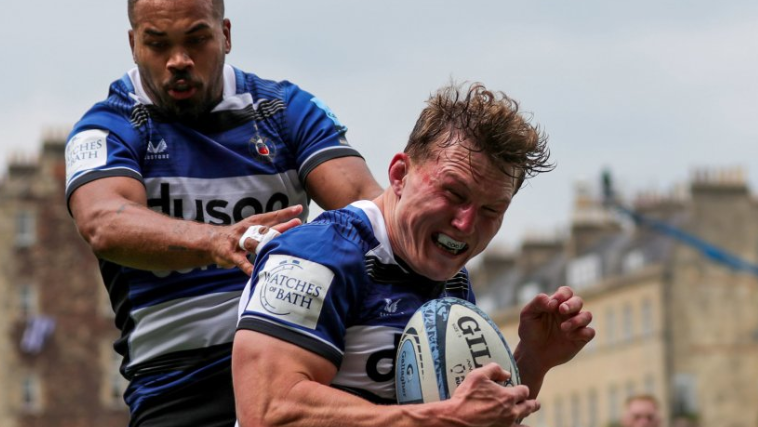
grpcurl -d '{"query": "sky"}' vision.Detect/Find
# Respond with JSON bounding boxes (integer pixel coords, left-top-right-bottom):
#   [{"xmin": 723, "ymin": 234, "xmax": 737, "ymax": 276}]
[{"xmin": 2, "ymin": 0, "xmax": 757, "ymax": 251}]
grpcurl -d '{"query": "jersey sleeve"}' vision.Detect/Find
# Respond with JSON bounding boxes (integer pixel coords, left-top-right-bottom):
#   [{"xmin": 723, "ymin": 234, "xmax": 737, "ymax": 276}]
[
  {"xmin": 65, "ymin": 102, "xmax": 145, "ymax": 209},
  {"xmin": 237, "ymin": 222, "xmax": 365, "ymax": 368},
  {"xmin": 280, "ymin": 82, "xmax": 365, "ymax": 185}
]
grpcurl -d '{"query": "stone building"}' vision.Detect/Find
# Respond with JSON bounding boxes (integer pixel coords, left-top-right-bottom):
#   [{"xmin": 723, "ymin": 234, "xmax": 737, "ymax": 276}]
[
  {"xmin": 0, "ymin": 131, "xmax": 128, "ymax": 427},
  {"xmin": 475, "ymin": 169, "xmax": 758, "ymax": 427}
]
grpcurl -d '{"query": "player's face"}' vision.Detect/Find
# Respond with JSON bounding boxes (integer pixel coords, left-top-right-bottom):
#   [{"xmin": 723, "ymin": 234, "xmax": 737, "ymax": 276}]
[
  {"xmin": 623, "ymin": 400, "xmax": 661, "ymax": 427},
  {"xmin": 388, "ymin": 141, "xmax": 517, "ymax": 281},
  {"xmin": 129, "ymin": 0, "xmax": 231, "ymax": 120}
]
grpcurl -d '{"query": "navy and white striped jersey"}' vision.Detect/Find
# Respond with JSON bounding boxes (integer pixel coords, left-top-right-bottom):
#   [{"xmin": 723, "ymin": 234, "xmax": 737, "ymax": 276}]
[
  {"xmin": 64, "ymin": 64, "xmax": 363, "ymax": 417},
  {"xmin": 237, "ymin": 201, "xmax": 474, "ymax": 403}
]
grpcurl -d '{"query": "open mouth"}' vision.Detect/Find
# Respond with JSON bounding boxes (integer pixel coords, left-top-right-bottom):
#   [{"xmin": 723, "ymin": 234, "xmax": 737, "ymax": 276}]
[
  {"xmin": 166, "ymin": 79, "xmax": 198, "ymax": 100},
  {"xmin": 433, "ymin": 233, "xmax": 468, "ymax": 255},
  {"xmin": 168, "ymin": 86, "xmax": 196, "ymax": 100}
]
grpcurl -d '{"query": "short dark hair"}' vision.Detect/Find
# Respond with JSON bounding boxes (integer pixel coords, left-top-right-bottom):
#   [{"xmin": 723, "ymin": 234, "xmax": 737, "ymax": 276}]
[
  {"xmin": 405, "ymin": 82, "xmax": 553, "ymax": 190},
  {"xmin": 127, "ymin": 0, "xmax": 225, "ymax": 28}
]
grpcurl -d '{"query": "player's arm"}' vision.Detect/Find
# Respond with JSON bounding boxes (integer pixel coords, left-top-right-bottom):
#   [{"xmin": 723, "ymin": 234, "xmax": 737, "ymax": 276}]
[
  {"xmin": 232, "ymin": 330, "xmax": 537, "ymax": 427},
  {"xmin": 305, "ymin": 156, "xmax": 383, "ymax": 210},
  {"xmin": 281, "ymin": 83, "xmax": 383, "ymax": 211},
  {"xmin": 69, "ymin": 176, "xmax": 302, "ymax": 275}
]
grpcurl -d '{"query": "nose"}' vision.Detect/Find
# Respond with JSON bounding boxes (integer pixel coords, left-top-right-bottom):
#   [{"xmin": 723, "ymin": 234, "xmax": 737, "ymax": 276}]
[
  {"xmin": 451, "ymin": 205, "xmax": 476, "ymax": 234},
  {"xmin": 167, "ymin": 49, "xmax": 193, "ymax": 72}
]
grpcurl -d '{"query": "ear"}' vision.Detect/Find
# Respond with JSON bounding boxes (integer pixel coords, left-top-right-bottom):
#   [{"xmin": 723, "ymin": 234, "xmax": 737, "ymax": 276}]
[
  {"xmin": 128, "ymin": 30, "xmax": 136, "ymax": 63},
  {"xmin": 388, "ymin": 153, "xmax": 410, "ymax": 197},
  {"xmin": 223, "ymin": 19, "xmax": 232, "ymax": 53}
]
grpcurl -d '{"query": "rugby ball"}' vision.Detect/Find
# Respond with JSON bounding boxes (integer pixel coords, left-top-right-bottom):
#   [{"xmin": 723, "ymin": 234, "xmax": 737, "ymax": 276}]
[{"xmin": 395, "ymin": 297, "xmax": 519, "ymax": 404}]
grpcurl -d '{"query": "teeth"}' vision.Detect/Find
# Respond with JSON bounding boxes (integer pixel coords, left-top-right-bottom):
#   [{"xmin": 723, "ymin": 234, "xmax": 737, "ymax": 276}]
[{"xmin": 435, "ymin": 233, "xmax": 467, "ymax": 254}]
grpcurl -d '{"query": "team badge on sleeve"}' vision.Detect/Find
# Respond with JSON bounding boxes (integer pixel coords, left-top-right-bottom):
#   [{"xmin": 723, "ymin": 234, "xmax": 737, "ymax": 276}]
[
  {"xmin": 247, "ymin": 254, "xmax": 334, "ymax": 329},
  {"xmin": 310, "ymin": 97, "xmax": 348, "ymax": 135},
  {"xmin": 65, "ymin": 129, "xmax": 109, "ymax": 184}
]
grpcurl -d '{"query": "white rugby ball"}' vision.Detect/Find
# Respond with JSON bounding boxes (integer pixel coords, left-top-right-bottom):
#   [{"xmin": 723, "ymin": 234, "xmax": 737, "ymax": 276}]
[{"xmin": 395, "ymin": 297, "xmax": 519, "ymax": 404}]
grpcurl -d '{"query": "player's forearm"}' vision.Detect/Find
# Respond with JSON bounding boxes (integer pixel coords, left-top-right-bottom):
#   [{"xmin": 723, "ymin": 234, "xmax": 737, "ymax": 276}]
[
  {"xmin": 238, "ymin": 380, "xmax": 457, "ymax": 427},
  {"xmin": 77, "ymin": 199, "xmax": 218, "ymax": 271},
  {"xmin": 306, "ymin": 157, "xmax": 383, "ymax": 210},
  {"xmin": 513, "ymin": 344, "xmax": 548, "ymax": 399}
]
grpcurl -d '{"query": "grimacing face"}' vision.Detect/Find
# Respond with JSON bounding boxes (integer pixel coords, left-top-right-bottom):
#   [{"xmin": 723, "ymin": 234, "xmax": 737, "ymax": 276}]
[
  {"xmin": 128, "ymin": 0, "xmax": 231, "ymax": 120},
  {"xmin": 386, "ymin": 141, "xmax": 517, "ymax": 281}
]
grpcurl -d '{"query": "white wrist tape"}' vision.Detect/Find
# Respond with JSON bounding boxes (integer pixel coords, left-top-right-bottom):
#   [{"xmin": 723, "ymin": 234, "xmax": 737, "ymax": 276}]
[{"xmin": 238, "ymin": 225, "xmax": 281, "ymax": 254}]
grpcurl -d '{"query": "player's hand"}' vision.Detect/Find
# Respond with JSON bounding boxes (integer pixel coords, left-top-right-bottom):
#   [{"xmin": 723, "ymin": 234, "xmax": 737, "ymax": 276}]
[
  {"xmin": 516, "ymin": 286, "xmax": 595, "ymax": 373},
  {"xmin": 445, "ymin": 363, "xmax": 539, "ymax": 427},
  {"xmin": 210, "ymin": 205, "xmax": 303, "ymax": 275}
]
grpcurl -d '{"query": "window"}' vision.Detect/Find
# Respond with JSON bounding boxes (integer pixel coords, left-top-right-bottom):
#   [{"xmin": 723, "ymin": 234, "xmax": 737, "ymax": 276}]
[
  {"xmin": 641, "ymin": 298, "xmax": 653, "ymax": 337},
  {"xmin": 644, "ymin": 375, "xmax": 656, "ymax": 395},
  {"xmin": 21, "ymin": 374, "xmax": 41, "ymax": 413},
  {"xmin": 673, "ymin": 374, "xmax": 698, "ymax": 416},
  {"xmin": 587, "ymin": 389, "xmax": 598, "ymax": 427},
  {"xmin": 517, "ymin": 282, "xmax": 541, "ymax": 305},
  {"xmin": 622, "ymin": 303, "xmax": 633, "ymax": 342},
  {"xmin": 606, "ymin": 307, "xmax": 616, "ymax": 346},
  {"xmin": 566, "ymin": 254, "xmax": 601, "ymax": 289},
  {"xmin": 476, "ymin": 294, "xmax": 497, "ymax": 316},
  {"xmin": 570, "ymin": 393, "xmax": 581, "ymax": 427},
  {"xmin": 608, "ymin": 384, "xmax": 619, "ymax": 423},
  {"xmin": 15, "ymin": 210, "xmax": 36, "ymax": 247},
  {"xmin": 19, "ymin": 284, "xmax": 38, "ymax": 318},
  {"xmin": 554, "ymin": 397, "xmax": 565, "ymax": 427},
  {"xmin": 622, "ymin": 249, "xmax": 644, "ymax": 273},
  {"xmin": 625, "ymin": 381, "xmax": 636, "ymax": 401}
]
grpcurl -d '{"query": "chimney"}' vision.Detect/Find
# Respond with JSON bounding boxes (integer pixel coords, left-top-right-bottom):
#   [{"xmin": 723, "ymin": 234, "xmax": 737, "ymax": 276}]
[
  {"xmin": 569, "ymin": 179, "xmax": 621, "ymax": 256},
  {"xmin": 689, "ymin": 166, "xmax": 753, "ymax": 256},
  {"xmin": 517, "ymin": 234, "xmax": 565, "ymax": 274}
]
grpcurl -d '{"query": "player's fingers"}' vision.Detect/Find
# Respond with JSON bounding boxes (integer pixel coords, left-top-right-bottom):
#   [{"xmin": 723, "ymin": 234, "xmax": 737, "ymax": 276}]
[
  {"xmin": 557, "ymin": 294, "xmax": 585, "ymax": 315},
  {"xmin": 272, "ymin": 218, "xmax": 302, "ymax": 234},
  {"xmin": 476, "ymin": 362, "xmax": 511, "ymax": 382},
  {"xmin": 520, "ymin": 399, "xmax": 540, "ymax": 411},
  {"xmin": 217, "ymin": 252, "xmax": 254, "ymax": 276},
  {"xmin": 519, "ymin": 398, "xmax": 540, "ymax": 419},
  {"xmin": 510, "ymin": 397, "xmax": 539, "ymax": 426},
  {"xmin": 561, "ymin": 311, "xmax": 593, "ymax": 332},
  {"xmin": 234, "ymin": 253, "xmax": 254, "ymax": 276},
  {"xmin": 563, "ymin": 323, "xmax": 597, "ymax": 342},
  {"xmin": 238, "ymin": 226, "xmax": 272, "ymax": 252},
  {"xmin": 509, "ymin": 400, "xmax": 540, "ymax": 427},
  {"xmin": 521, "ymin": 292, "xmax": 552, "ymax": 315},
  {"xmin": 247, "ymin": 205, "xmax": 303, "ymax": 227},
  {"xmin": 549, "ymin": 286, "xmax": 575, "ymax": 306},
  {"xmin": 498, "ymin": 384, "xmax": 530, "ymax": 405}
]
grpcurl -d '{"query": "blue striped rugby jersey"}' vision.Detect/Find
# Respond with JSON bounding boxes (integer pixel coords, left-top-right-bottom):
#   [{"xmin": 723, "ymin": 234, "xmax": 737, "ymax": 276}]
[
  {"xmin": 238, "ymin": 201, "xmax": 474, "ymax": 403},
  {"xmin": 65, "ymin": 64, "xmax": 364, "ymax": 416}
]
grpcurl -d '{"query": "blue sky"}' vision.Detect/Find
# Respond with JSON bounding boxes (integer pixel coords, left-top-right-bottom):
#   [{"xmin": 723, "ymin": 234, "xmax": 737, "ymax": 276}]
[{"xmin": 2, "ymin": 0, "xmax": 756, "ymax": 249}]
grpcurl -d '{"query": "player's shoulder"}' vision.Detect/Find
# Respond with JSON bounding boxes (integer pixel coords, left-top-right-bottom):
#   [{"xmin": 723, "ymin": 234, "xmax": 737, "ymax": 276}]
[
  {"xmin": 290, "ymin": 205, "xmax": 378, "ymax": 252},
  {"xmin": 70, "ymin": 71, "xmax": 142, "ymax": 141},
  {"xmin": 310, "ymin": 204, "xmax": 379, "ymax": 246},
  {"xmin": 232, "ymin": 66, "xmax": 300, "ymax": 100},
  {"xmin": 260, "ymin": 204, "xmax": 379, "ymax": 267}
]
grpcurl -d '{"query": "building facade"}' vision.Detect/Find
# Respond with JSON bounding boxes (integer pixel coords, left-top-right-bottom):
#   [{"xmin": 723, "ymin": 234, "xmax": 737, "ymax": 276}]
[
  {"xmin": 0, "ymin": 132, "xmax": 128, "ymax": 427},
  {"xmin": 475, "ymin": 170, "xmax": 758, "ymax": 427}
]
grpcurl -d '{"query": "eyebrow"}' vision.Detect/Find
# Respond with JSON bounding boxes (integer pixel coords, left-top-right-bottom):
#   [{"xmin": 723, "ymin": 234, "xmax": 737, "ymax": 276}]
[
  {"xmin": 185, "ymin": 23, "xmax": 211, "ymax": 34},
  {"xmin": 143, "ymin": 23, "xmax": 211, "ymax": 37},
  {"xmin": 446, "ymin": 174, "xmax": 512, "ymax": 206}
]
